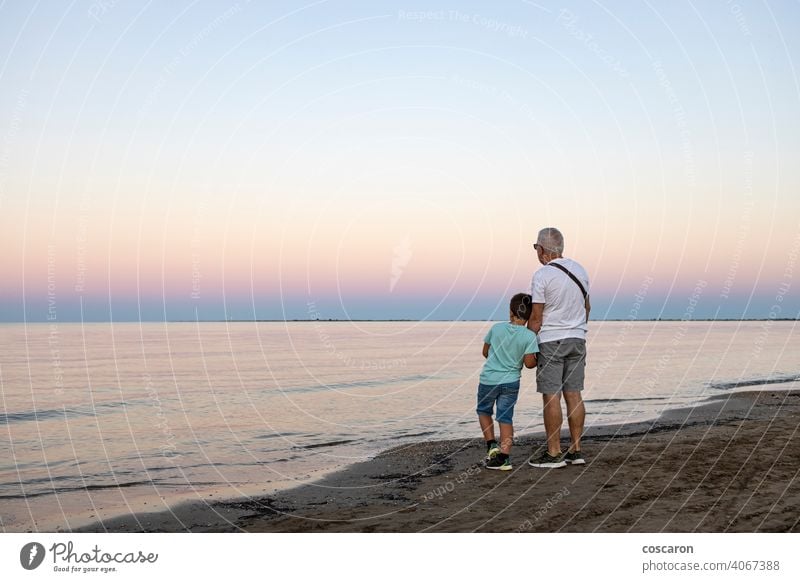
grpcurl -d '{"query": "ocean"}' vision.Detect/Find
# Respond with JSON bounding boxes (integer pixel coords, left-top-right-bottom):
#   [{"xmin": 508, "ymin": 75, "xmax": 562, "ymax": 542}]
[{"xmin": 1, "ymin": 320, "xmax": 798, "ymax": 531}]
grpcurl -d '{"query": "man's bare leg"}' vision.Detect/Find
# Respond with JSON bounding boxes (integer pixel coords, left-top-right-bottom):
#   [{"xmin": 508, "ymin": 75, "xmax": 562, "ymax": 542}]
[
  {"xmin": 563, "ymin": 390, "xmax": 585, "ymax": 452},
  {"xmin": 542, "ymin": 392, "xmax": 563, "ymax": 456}
]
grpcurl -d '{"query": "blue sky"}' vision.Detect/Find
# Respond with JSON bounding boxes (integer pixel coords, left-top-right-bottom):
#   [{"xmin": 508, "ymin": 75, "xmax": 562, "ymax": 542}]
[{"xmin": 1, "ymin": 1, "xmax": 799, "ymax": 321}]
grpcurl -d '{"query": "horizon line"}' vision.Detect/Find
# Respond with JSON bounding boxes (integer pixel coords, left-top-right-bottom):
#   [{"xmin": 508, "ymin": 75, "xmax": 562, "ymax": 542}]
[{"xmin": 3, "ymin": 318, "xmax": 799, "ymax": 324}]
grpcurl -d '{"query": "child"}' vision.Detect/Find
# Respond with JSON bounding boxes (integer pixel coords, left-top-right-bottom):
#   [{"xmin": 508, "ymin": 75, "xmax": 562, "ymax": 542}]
[{"xmin": 477, "ymin": 293, "xmax": 539, "ymax": 470}]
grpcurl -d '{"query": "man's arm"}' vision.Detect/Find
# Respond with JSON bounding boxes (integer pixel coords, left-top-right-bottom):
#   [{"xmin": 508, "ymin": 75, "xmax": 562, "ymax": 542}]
[
  {"xmin": 482, "ymin": 342, "xmax": 490, "ymax": 359},
  {"xmin": 523, "ymin": 353, "xmax": 537, "ymax": 368},
  {"xmin": 528, "ymin": 303, "xmax": 544, "ymax": 334},
  {"xmin": 585, "ymin": 295, "xmax": 591, "ymax": 322}
]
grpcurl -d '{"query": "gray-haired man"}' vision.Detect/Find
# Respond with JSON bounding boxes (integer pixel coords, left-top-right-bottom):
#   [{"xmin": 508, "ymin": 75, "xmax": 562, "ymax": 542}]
[{"xmin": 527, "ymin": 227, "xmax": 590, "ymax": 468}]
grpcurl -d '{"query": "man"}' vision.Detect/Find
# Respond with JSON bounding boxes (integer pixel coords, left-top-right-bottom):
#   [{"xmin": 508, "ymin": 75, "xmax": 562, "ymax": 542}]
[{"xmin": 527, "ymin": 227, "xmax": 590, "ymax": 469}]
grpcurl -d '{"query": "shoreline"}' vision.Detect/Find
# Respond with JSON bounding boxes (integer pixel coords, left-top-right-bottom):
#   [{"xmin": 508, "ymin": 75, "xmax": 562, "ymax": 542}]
[{"xmin": 76, "ymin": 389, "xmax": 800, "ymax": 533}]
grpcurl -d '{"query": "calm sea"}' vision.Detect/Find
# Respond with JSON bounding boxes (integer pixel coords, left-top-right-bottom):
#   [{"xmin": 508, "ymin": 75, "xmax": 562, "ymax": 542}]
[{"xmin": 1, "ymin": 321, "xmax": 798, "ymax": 531}]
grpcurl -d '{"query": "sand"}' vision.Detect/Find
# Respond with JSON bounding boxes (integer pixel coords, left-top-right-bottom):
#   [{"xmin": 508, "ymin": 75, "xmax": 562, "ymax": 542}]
[{"xmin": 77, "ymin": 390, "xmax": 800, "ymax": 533}]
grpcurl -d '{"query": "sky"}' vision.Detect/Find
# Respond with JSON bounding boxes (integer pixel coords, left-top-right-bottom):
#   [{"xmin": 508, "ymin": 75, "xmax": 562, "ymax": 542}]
[{"xmin": 1, "ymin": 0, "xmax": 799, "ymax": 322}]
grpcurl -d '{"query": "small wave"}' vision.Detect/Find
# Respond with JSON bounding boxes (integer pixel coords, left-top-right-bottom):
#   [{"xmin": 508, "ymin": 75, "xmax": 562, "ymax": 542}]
[
  {"xmin": 707, "ymin": 373, "xmax": 800, "ymax": 390},
  {"xmin": 587, "ymin": 397, "xmax": 668, "ymax": 404},
  {"xmin": 271, "ymin": 373, "xmax": 456, "ymax": 395},
  {"xmin": 254, "ymin": 432, "xmax": 305, "ymax": 440},
  {"xmin": 400, "ymin": 430, "xmax": 437, "ymax": 439},
  {"xmin": 301, "ymin": 439, "xmax": 356, "ymax": 450},
  {"xmin": 0, "ymin": 401, "xmax": 130, "ymax": 425},
  {"xmin": 0, "ymin": 479, "xmax": 154, "ymax": 500}
]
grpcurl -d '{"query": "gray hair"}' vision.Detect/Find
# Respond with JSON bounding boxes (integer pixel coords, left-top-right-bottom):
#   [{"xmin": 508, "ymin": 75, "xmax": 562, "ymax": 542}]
[{"xmin": 537, "ymin": 227, "xmax": 564, "ymax": 254}]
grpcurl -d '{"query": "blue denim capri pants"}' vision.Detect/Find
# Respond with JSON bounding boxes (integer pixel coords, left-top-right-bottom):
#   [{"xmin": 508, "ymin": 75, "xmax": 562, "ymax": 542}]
[{"xmin": 476, "ymin": 380, "xmax": 520, "ymax": 425}]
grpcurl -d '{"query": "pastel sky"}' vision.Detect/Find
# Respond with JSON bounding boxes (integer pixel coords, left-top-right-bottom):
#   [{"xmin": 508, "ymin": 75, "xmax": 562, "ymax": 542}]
[{"xmin": 1, "ymin": 0, "xmax": 799, "ymax": 322}]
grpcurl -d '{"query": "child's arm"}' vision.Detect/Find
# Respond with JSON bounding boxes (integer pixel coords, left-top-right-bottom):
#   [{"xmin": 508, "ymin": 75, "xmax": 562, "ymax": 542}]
[
  {"xmin": 523, "ymin": 353, "xmax": 537, "ymax": 368},
  {"xmin": 527, "ymin": 303, "xmax": 544, "ymax": 333},
  {"xmin": 482, "ymin": 343, "xmax": 490, "ymax": 359}
]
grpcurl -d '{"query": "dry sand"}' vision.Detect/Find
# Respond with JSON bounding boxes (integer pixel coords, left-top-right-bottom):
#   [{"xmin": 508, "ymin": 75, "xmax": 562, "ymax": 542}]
[{"xmin": 78, "ymin": 390, "xmax": 800, "ymax": 533}]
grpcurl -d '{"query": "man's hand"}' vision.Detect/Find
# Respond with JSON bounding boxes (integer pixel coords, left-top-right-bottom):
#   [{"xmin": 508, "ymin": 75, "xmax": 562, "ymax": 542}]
[{"xmin": 482, "ymin": 342, "xmax": 490, "ymax": 359}]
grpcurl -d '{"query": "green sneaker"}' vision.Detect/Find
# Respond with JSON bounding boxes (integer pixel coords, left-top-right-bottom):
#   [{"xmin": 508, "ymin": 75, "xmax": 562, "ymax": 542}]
[
  {"xmin": 485, "ymin": 442, "xmax": 500, "ymax": 461},
  {"xmin": 486, "ymin": 455, "xmax": 512, "ymax": 471}
]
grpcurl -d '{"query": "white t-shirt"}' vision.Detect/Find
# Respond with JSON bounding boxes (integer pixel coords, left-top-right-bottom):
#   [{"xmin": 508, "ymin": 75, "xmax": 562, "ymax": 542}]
[{"xmin": 530, "ymin": 257, "xmax": 590, "ymax": 343}]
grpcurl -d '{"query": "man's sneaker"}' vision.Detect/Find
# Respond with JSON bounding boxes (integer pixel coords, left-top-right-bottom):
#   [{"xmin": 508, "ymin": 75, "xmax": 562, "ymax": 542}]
[
  {"xmin": 563, "ymin": 451, "xmax": 585, "ymax": 465},
  {"xmin": 485, "ymin": 442, "xmax": 501, "ymax": 461},
  {"xmin": 528, "ymin": 451, "xmax": 567, "ymax": 469},
  {"xmin": 486, "ymin": 455, "xmax": 512, "ymax": 471}
]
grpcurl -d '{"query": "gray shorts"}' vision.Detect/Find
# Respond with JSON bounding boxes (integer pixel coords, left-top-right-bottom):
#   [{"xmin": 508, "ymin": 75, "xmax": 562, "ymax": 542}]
[{"xmin": 535, "ymin": 338, "xmax": 586, "ymax": 394}]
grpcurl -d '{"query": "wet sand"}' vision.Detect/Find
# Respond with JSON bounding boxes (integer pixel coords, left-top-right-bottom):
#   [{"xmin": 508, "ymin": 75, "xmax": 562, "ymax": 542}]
[{"xmin": 78, "ymin": 390, "xmax": 800, "ymax": 533}]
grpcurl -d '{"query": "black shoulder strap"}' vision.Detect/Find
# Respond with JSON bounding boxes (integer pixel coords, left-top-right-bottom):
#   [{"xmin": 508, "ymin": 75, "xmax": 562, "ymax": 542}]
[{"xmin": 547, "ymin": 262, "xmax": 588, "ymax": 300}]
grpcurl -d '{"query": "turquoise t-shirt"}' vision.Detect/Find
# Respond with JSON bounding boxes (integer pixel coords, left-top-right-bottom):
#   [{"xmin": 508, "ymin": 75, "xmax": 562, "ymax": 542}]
[{"xmin": 480, "ymin": 322, "xmax": 539, "ymax": 385}]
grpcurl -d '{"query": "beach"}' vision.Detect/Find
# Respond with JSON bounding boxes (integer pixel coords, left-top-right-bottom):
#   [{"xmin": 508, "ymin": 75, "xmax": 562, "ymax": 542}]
[{"xmin": 77, "ymin": 389, "xmax": 800, "ymax": 533}]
